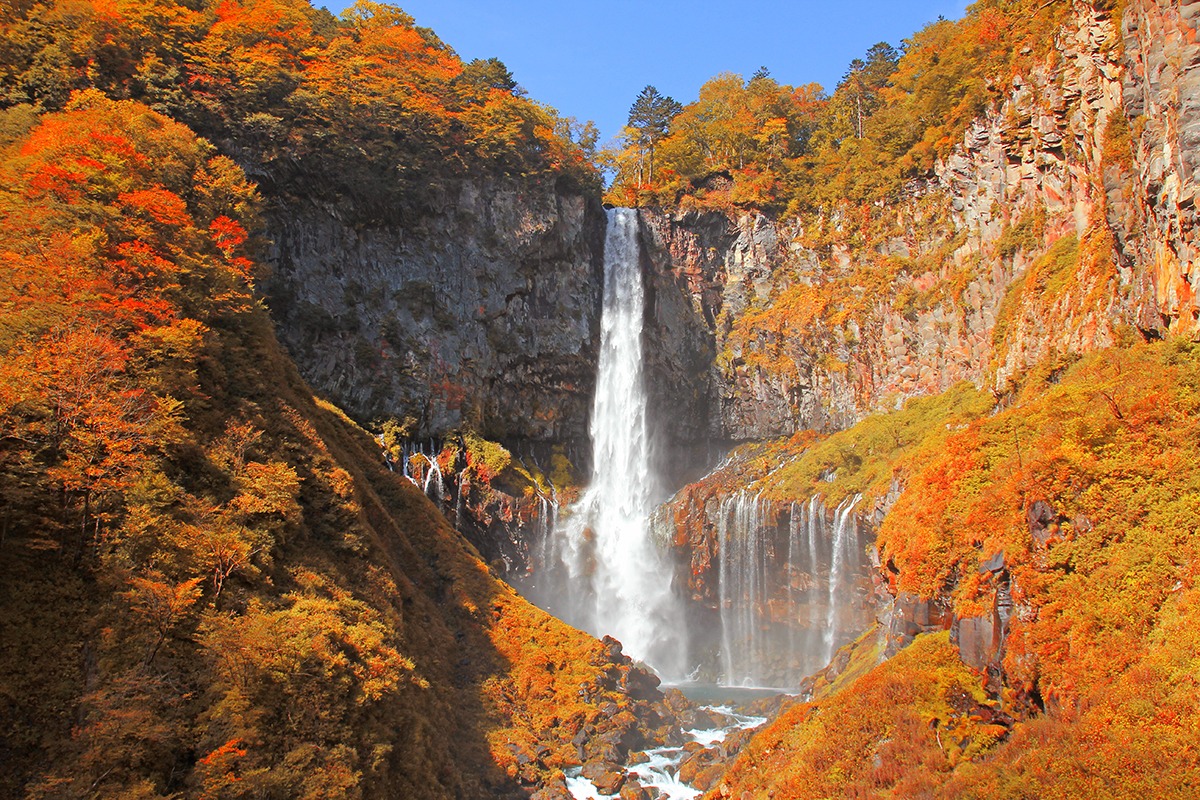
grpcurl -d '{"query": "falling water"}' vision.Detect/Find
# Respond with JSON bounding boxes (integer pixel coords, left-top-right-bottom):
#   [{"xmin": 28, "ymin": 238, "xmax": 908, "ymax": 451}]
[
  {"xmin": 423, "ymin": 453, "xmax": 444, "ymax": 501},
  {"xmin": 555, "ymin": 208, "xmax": 687, "ymax": 676},
  {"xmin": 824, "ymin": 494, "xmax": 861, "ymax": 663},
  {"xmin": 785, "ymin": 494, "xmax": 826, "ymax": 676},
  {"xmin": 718, "ymin": 491, "xmax": 769, "ymax": 686},
  {"xmin": 714, "ymin": 492, "xmax": 869, "ymax": 687}
]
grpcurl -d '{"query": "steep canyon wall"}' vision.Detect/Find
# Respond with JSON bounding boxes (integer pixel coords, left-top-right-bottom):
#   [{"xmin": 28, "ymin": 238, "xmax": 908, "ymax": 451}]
[
  {"xmin": 261, "ymin": 1, "xmax": 1197, "ymax": 466},
  {"xmin": 265, "ymin": 179, "xmax": 606, "ymax": 445},
  {"xmin": 639, "ymin": 0, "xmax": 1199, "ymax": 450}
]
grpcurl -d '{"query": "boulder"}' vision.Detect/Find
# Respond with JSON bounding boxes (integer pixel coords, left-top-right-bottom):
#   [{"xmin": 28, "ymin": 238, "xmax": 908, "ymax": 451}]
[{"xmin": 581, "ymin": 760, "xmax": 626, "ymax": 796}]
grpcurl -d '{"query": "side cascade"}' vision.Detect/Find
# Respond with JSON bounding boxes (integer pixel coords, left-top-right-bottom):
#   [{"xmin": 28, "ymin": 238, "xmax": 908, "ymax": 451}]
[
  {"xmin": 715, "ymin": 492, "xmax": 870, "ymax": 687},
  {"xmin": 528, "ymin": 208, "xmax": 688, "ymax": 677}
]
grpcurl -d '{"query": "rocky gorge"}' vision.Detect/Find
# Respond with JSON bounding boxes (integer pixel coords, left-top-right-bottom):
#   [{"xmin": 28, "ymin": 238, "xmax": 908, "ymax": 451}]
[{"xmin": 265, "ymin": 0, "xmax": 1199, "ymax": 678}]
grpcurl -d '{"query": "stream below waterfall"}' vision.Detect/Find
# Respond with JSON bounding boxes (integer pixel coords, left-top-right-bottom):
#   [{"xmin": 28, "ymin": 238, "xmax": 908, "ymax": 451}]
[{"xmin": 564, "ymin": 702, "xmax": 769, "ymax": 800}]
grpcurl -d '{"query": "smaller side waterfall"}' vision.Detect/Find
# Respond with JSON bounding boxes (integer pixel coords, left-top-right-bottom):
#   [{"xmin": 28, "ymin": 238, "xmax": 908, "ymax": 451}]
[
  {"xmin": 718, "ymin": 492, "xmax": 770, "ymax": 686},
  {"xmin": 714, "ymin": 492, "xmax": 870, "ymax": 687},
  {"xmin": 423, "ymin": 454, "xmax": 444, "ymax": 501},
  {"xmin": 824, "ymin": 494, "xmax": 861, "ymax": 663}
]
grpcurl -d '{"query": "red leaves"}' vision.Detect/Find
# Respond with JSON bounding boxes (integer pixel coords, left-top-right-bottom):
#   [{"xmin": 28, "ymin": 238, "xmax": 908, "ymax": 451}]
[
  {"xmin": 24, "ymin": 163, "xmax": 88, "ymax": 202},
  {"xmin": 0, "ymin": 95, "xmax": 265, "ymax": 553},
  {"xmin": 209, "ymin": 215, "xmax": 248, "ymax": 254},
  {"xmin": 198, "ymin": 736, "xmax": 247, "ymax": 767},
  {"xmin": 119, "ymin": 187, "xmax": 192, "ymax": 227}
]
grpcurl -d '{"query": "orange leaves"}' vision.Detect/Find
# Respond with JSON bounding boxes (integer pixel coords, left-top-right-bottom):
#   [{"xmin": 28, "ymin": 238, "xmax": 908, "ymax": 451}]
[
  {"xmin": 204, "ymin": 0, "xmax": 315, "ymax": 76},
  {"xmin": 24, "ymin": 163, "xmax": 89, "ymax": 203},
  {"xmin": 718, "ymin": 632, "xmax": 999, "ymax": 799},
  {"xmin": 194, "ymin": 736, "xmax": 249, "ymax": 799},
  {"xmin": 119, "ymin": 186, "xmax": 191, "ymax": 227},
  {"xmin": 198, "ymin": 736, "xmax": 247, "ymax": 767},
  {"xmin": 121, "ymin": 572, "xmax": 204, "ymax": 663},
  {"xmin": 2, "ymin": 93, "xmax": 260, "ymax": 314},
  {"xmin": 877, "ymin": 341, "xmax": 1200, "ymax": 725},
  {"xmin": 0, "ymin": 95, "xmax": 263, "ymax": 554},
  {"xmin": 612, "ymin": 70, "xmax": 823, "ymax": 207},
  {"xmin": 199, "ymin": 582, "xmax": 413, "ymax": 715},
  {"xmin": 878, "ymin": 427, "xmax": 986, "ymax": 599},
  {"xmin": 229, "ymin": 461, "xmax": 301, "ymax": 524}
]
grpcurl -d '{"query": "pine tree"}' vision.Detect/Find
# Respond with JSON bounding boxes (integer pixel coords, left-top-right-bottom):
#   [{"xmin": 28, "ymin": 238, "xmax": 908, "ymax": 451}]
[{"xmin": 626, "ymin": 85, "xmax": 682, "ymax": 184}]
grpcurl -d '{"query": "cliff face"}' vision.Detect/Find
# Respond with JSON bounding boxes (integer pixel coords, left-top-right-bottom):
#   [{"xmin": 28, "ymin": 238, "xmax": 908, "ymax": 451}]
[
  {"xmin": 252, "ymin": 1, "xmax": 1196, "ymax": 466},
  {"xmin": 639, "ymin": 0, "xmax": 1199, "ymax": 447},
  {"xmin": 265, "ymin": 178, "xmax": 606, "ymax": 444},
  {"xmin": 1122, "ymin": 0, "xmax": 1200, "ymax": 334}
]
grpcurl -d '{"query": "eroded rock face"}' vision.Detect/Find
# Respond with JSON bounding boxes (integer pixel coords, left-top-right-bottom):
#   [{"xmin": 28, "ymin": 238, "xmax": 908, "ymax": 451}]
[
  {"xmin": 635, "ymin": 0, "xmax": 1199, "ymax": 445},
  {"xmin": 638, "ymin": 209, "xmax": 852, "ymax": 451},
  {"xmin": 1122, "ymin": 0, "xmax": 1200, "ymax": 336},
  {"xmin": 265, "ymin": 178, "xmax": 605, "ymax": 444}
]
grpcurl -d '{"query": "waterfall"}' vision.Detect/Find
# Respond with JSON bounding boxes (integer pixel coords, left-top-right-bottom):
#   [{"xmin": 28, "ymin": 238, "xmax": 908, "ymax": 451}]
[
  {"xmin": 718, "ymin": 491, "xmax": 770, "ymax": 686},
  {"xmin": 824, "ymin": 494, "xmax": 861, "ymax": 663},
  {"xmin": 423, "ymin": 452, "xmax": 443, "ymax": 501},
  {"xmin": 554, "ymin": 208, "xmax": 687, "ymax": 676},
  {"xmin": 785, "ymin": 497, "xmax": 824, "ymax": 676},
  {"xmin": 714, "ymin": 491, "xmax": 868, "ymax": 687},
  {"xmin": 507, "ymin": 207, "xmax": 872, "ymax": 686},
  {"xmin": 717, "ymin": 491, "xmax": 786, "ymax": 687}
]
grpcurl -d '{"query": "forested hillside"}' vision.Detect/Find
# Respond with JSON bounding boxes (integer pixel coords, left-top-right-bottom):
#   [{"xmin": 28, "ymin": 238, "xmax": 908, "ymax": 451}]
[
  {"xmin": 1, "ymin": 0, "xmax": 598, "ymax": 215},
  {"xmin": 1, "ymin": 0, "xmax": 1198, "ymax": 798},
  {"xmin": 608, "ymin": 0, "xmax": 1083, "ymax": 212},
  {"xmin": 0, "ymin": 4, "xmax": 664, "ymax": 798}
]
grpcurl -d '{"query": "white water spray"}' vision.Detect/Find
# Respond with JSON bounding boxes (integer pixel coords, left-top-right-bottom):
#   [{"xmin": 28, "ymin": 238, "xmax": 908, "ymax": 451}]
[
  {"xmin": 559, "ymin": 208, "xmax": 686, "ymax": 675},
  {"xmin": 824, "ymin": 494, "xmax": 861, "ymax": 663},
  {"xmin": 718, "ymin": 491, "xmax": 769, "ymax": 686},
  {"xmin": 714, "ymin": 490, "xmax": 868, "ymax": 687}
]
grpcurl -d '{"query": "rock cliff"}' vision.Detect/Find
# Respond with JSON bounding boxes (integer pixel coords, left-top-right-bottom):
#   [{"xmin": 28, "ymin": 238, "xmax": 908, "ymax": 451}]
[
  {"xmin": 638, "ymin": 0, "xmax": 1199, "ymax": 447},
  {"xmin": 255, "ymin": 1, "xmax": 1196, "ymax": 472},
  {"xmin": 265, "ymin": 178, "xmax": 606, "ymax": 445}
]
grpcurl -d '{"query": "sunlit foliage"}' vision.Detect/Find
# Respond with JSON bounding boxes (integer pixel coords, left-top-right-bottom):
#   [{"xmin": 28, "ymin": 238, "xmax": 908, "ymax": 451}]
[
  {"xmin": 712, "ymin": 341, "xmax": 1200, "ymax": 798},
  {"xmin": 715, "ymin": 633, "xmax": 1007, "ymax": 798},
  {"xmin": 0, "ymin": 95, "xmax": 644, "ymax": 799},
  {"xmin": 609, "ymin": 0, "xmax": 1072, "ymax": 211},
  {"xmin": 0, "ymin": 0, "xmax": 600, "ymax": 219}
]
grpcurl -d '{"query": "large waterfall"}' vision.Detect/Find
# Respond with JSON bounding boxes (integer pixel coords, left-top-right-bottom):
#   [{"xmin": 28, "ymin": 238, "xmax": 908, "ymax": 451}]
[
  {"xmin": 515, "ymin": 208, "xmax": 873, "ymax": 688},
  {"xmin": 541, "ymin": 208, "xmax": 687, "ymax": 676}
]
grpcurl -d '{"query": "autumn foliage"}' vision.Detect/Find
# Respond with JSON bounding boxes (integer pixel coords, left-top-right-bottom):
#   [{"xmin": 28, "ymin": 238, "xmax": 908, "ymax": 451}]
[
  {"xmin": 710, "ymin": 341, "xmax": 1200, "ymax": 798},
  {"xmin": 608, "ymin": 0, "xmax": 1071, "ymax": 213},
  {"xmin": 0, "ymin": 95, "xmax": 648, "ymax": 799},
  {"xmin": 0, "ymin": 0, "xmax": 599, "ymax": 220}
]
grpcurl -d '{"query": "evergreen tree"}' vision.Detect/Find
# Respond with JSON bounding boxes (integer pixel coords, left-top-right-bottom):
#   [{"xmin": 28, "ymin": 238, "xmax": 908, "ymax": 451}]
[
  {"xmin": 839, "ymin": 42, "xmax": 900, "ymax": 138},
  {"xmin": 626, "ymin": 85, "xmax": 682, "ymax": 184}
]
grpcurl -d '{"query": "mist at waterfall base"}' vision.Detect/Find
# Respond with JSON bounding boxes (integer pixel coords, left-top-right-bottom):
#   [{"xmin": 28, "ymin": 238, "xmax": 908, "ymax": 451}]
[
  {"xmin": 520, "ymin": 208, "xmax": 690, "ymax": 678},
  {"xmin": 515, "ymin": 208, "xmax": 872, "ymax": 689}
]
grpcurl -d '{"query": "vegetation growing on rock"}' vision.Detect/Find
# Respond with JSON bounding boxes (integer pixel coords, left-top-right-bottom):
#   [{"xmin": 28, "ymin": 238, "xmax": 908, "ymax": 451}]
[
  {"xmin": 705, "ymin": 340, "xmax": 1200, "ymax": 798},
  {"xmin": 0, "ymin": 93, "xmax": 673, "ymax": 799}
]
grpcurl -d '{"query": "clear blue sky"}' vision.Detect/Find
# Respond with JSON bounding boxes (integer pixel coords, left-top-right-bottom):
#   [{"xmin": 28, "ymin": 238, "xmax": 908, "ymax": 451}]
[{"xmin": 318, "ymin": 1, "xmax": 971, "ymax": 146}]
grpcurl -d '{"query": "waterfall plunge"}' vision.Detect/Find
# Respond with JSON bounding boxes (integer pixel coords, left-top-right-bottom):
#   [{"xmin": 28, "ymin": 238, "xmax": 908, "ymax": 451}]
[
  {"xmin": 556, "ymin": 208, "xmax": 687, "ymax": 677},
  {"xmin": 516, "ymin": 208, "xmax": 872, "ymax": 687}
]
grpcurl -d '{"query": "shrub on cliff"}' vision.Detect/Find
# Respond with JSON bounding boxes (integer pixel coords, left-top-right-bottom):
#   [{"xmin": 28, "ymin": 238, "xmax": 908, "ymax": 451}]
[{"xmin": 711, "ymin": 340, "xmax": 1200, "ymax": 797}]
